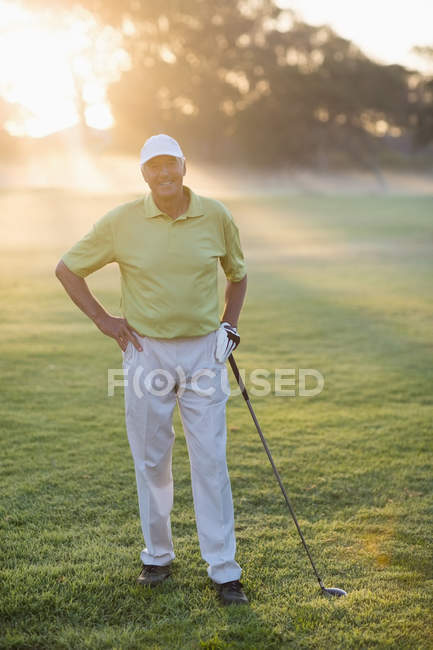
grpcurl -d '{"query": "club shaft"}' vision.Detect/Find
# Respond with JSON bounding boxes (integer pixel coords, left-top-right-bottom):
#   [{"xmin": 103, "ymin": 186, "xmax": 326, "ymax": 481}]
[{"xmin": 229, "ymin": 354, "xmax": 325, "ymax": 590}]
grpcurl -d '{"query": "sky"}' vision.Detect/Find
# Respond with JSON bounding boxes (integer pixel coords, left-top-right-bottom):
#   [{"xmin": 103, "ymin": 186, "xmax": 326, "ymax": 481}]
[{"xmin": 278, "ymin": 0, "xmax": 433, "ymax": 73}]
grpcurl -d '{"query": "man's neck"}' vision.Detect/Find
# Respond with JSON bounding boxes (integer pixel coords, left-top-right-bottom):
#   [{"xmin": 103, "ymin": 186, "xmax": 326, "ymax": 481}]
[{"xmin": 153, "ymin": 186, "xmax": 190, "ymax": 220}]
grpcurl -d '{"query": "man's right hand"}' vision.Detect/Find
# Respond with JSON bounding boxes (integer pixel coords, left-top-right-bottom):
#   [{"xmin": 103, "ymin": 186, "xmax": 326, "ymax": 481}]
[
  {"xmin": 55, "ymin": 261, "xmax": 143, "ymax": 352},
  {"xmin": 94, "ymin": 314, "xmax": 143, "ymax": 352}
]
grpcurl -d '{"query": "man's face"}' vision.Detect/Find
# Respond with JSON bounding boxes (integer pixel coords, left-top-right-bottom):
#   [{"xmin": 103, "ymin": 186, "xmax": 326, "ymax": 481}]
[{"xmin": 141, "ymin": 155, "xmax": 186, "ymax": 200}]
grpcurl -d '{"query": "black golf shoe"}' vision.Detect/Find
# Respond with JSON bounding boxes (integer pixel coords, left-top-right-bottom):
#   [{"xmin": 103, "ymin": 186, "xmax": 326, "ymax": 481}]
[
  {"xmin": 137, "ymin": 564, "xmax": 171, "ymax": 586},
  {"xmin": 216, "ymin": 580, "xmax": 248, "ymax": 605}
]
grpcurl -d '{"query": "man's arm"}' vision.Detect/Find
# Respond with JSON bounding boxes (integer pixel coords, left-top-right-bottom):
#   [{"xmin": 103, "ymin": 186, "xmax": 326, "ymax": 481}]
[
  {"xmin": 55, "ymin": 260, "xmax": 142, "ymax": 351},
  {"xmin": 221, "ymin": 274, "xmax": 247, "ymax": 328}
]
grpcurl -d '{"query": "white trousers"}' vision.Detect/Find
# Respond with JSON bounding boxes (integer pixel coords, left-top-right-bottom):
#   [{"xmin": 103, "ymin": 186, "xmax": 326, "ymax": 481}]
[{"xmin": 122, "ymin": 330, "xmax": 242, "ymax": 584}]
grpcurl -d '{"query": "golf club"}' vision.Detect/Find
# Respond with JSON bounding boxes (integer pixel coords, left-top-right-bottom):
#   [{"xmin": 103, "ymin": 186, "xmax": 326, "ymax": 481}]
[{"xmin": 228, "ymin": 354, "xmax": 347, "ymax": 598}]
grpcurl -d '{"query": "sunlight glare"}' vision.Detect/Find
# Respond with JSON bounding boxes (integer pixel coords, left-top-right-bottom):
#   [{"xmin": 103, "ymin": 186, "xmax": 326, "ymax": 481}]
[
  {"xmin": 0, "ymin": 1, "xmax": 131, "ymax": 137},
  {"xmin": 85, "ymin": 103, "xmax": 114, "ymax": 130}
]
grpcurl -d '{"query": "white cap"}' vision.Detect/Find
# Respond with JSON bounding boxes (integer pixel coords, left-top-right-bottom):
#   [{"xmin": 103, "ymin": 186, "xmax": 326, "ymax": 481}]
[{"xmin": 139, "ymin": 134, "xmax": 184, "ymax": 165}]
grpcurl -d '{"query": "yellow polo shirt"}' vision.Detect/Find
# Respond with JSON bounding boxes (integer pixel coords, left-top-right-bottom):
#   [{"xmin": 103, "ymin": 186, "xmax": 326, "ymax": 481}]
[{"xmin": 62, "ymin": 187, "xmax": 246, "ymax": 338}]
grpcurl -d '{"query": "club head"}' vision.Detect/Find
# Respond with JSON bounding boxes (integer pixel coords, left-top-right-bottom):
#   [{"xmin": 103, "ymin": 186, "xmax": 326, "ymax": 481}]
[{"xmin": 322, "ymin": 587, "xmax": 347, "ymax": 597}]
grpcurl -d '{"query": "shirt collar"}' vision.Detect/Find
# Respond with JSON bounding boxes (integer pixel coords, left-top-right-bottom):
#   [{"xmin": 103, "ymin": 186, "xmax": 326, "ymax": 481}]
[{"xmin": 143, "ymin": 186, "xmax": 204, "ymax": 221}]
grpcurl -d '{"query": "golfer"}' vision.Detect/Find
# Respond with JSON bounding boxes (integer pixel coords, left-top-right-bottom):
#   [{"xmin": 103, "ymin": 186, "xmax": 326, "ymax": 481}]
[{"xmin": 55, "ymin": 134, "xmax": 248, "ymax": 605}]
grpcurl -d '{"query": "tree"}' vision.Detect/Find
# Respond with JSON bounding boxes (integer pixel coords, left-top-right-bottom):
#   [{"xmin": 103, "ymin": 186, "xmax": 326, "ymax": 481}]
[
  {"xmin": 410, "ymin": 47, "xmax": 433, "ymax": 148},
  {"xmin": 23, "ymin": 0, "xmax": 415, "ymax": 165}
]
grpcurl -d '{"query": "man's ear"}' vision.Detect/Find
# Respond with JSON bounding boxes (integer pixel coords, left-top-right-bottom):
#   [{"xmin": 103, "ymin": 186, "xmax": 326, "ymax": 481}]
[
  {"xmin": 182, "ymin": 159, "xmax": 187, "ymax": 176},
  {"xmin": 140, "ymin": 164, "xmax": 148, "ymax": 182}
]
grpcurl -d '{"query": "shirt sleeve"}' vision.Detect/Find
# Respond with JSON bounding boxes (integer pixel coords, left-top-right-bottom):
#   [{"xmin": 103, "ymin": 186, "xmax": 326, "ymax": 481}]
[
  {"xmin": 219, "ymin": 209, "xmax": 247, "ymax": 282},
  {"xmin": 61, "ymin": 213, "xmax": 116, "ymax": 277}
]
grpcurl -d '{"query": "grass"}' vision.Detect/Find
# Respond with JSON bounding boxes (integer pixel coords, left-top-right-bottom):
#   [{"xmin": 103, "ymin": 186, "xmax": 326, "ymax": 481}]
[{"xmin": 1, "ymin": 190, "xmax": 433, "ymax": 648}]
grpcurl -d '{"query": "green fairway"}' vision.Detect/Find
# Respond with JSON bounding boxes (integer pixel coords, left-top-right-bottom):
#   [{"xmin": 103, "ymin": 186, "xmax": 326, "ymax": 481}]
[{"xmin": 1, "ymin": 190, "xmax": 432, "ymax": 648}]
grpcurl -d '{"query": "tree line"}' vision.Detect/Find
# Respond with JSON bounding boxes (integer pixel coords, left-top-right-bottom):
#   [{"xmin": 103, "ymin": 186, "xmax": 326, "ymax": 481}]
[{"xmin": 21, "ymin": 0, "xmax": 433, "ymax": 166}]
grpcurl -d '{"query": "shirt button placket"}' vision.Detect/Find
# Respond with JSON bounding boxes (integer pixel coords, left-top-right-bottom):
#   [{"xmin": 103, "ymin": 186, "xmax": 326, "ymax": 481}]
[
  {"xmin": 166, "ymin": 216, "xmax": 173, "ymax": 251},
  {"xmin": 168, "ymin": 216, "xmax": 181, "ymax": 251}
]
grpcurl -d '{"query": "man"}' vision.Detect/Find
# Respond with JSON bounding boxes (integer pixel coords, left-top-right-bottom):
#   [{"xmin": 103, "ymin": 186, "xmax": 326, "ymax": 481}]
[{"xmin": 55, "ymin": 134, "xmax": 248, "ymax": 605}]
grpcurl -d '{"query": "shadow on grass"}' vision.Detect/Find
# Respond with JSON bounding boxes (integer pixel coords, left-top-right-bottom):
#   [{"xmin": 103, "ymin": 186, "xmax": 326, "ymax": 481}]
[{"xmin": 243, "ymin": 266, "xmax": 433, "ymax": 407}]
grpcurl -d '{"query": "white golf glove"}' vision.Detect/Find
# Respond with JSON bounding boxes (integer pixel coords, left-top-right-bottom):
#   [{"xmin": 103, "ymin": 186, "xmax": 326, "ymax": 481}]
[{"xmin": 215, "ymin": 321, "xmax": 240, "ymax": 363}]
